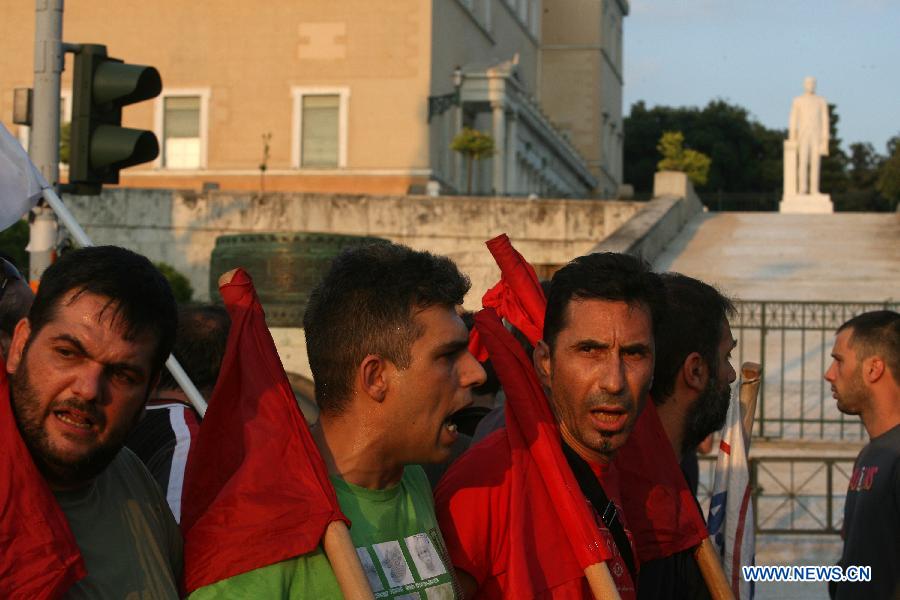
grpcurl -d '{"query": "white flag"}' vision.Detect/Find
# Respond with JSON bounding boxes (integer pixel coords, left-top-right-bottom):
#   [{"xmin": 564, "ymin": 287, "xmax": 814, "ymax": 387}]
[
  {"xmin": 0, "ymin": 123, "xmax": 47, "ymax": 231},
  {"xmin": 707, "ymin": 390, "xmax": 756, "ymax": 599}
]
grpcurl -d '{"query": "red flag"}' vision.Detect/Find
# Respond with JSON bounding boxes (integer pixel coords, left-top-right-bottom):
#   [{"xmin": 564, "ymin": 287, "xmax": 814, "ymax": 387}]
[
  {"xmin": 0, "ymin": 365, "xmax": 87, "ymax": 599},
  {"xmin": 474, "ymin": 309, "xmax": 614, "ymax": 588},
  {"xmin": 481, "ymin": 233, "xmax": 546, "ymax": 346},
  {"xmin": 180, "ymin": 269, "xmax": 347, "ymax": 594},
  {"xmin": 613, "ymin": 401, "xmax": 708, "ymax": 562}
]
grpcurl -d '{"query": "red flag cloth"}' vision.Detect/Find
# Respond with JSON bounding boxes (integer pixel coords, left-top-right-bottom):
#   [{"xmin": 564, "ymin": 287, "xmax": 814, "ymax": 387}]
[
  {"xmin": 481, "ymin": 234, "xmax": 546, "ymax": 346},
  {"xmin": 473, "ymin": 309, "xmax": 617, "ymax": 589},
  {"xmin": 180, "ymin": 269, "xmax": 348, "ymax": 594},
  {"xmin": 0, "ymin": 365, "xmax": 87, "ymax": 599},
  {"xmin": 613, "ymin": 401, "xmax": 709, "ymax": 562},
  {"xmin": 468, "ymin": 233, "xmax": 545, "ymax": 363}
]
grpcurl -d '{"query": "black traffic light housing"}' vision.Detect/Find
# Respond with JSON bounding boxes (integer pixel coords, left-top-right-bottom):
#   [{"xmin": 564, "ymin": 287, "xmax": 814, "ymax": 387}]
[{"xmin": 68, "ymin": 44, "xmax": 162, "ymax": 194}]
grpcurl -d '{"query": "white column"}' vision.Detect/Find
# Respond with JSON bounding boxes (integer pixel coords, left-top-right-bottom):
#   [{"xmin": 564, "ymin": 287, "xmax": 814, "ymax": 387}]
[
  {"xmin": 505, "ymin": 110, "xmax": 518, "ymax": 195},
  {"xmin": 491, "ymin": 101, "xmax": 506, "ymax": 195}
]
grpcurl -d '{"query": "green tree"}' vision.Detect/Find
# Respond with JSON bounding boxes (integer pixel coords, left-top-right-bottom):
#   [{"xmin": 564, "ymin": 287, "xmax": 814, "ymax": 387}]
[
  {"xmin": 155, "ymin": 262, "xmax": 194, "ymax": 303},
  {"xmin": 59, "ymin": 122, "xmax": 71, "ymax": 165},
  {"xmin": 657, "ymin": 131, "xmax": 711, "ymax": 186},
  {"xmin": 820, "ymin": 103, "xmax": 849, "ymax": 195},
  {"xmin": 451, "ymin": 128, "xmax": 495, "ymax": 195},
  {"xmin": 876, "ymin": 135, "xmax": 900, "ymax": 211},
  {"xmin": 0, "ymin": 220, "xmax": 30, "ymax": 273},
  {"xmin": 625, "ymin": 100, "xmax": 783, "ymax": 193}
]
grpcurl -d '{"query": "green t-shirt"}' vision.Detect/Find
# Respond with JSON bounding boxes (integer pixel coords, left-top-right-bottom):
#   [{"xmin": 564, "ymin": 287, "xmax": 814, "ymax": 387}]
[
  {"xmin": 55, "ymin": 448, "xmax": 183, "ymax": 599},
  {"xmin": 189, "ymin": 465, "xmax": 458, "ymax": 599}
]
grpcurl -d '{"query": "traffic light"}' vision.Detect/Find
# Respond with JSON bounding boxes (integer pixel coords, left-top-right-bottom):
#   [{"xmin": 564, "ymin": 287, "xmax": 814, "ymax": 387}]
[{"xmin": 68, "ymin": 44, "xmax": 161, "ymax": 194}]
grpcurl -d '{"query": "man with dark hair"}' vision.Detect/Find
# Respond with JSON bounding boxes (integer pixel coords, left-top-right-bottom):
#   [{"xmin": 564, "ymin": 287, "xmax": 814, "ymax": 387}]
[
  {"xmin": 127, "ymin": 303, "xmax": 230, "ymax": 522},
  {"xmin": 190, "ymin": 242, "xmax": 485, "ymax": 598},
  {"xmin": 0, "ymin": 256, "xmax": 33, "ymax": 359},
  {"xmin": 6, "ymin": 245, "xmax": 181, "ymax": 597},
  {"xmin": 651, "ymin": 273, "xmax": 736, "ymax": 462},
  {"xmin": 826, "ymin": 310, "xmax": 900, "ymax": 599},
  {"xmin": 623, "ymin": 273, "xmax": 737, "ymax": 599},
  {"xmin": 436, "ymin": 252, "xmax": 664, "ymax": 599}
]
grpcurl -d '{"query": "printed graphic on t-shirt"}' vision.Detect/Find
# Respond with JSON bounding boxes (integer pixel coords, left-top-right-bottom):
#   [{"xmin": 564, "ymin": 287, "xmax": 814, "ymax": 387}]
[
  {"xmin": 405, "ymin": 533, "xmax": 447, "ymax": 579},
  {"xmin": 848, "ymin": 465, "xmax": 878, "ymax": 491},
  {"xmin": 357, "ymin": 527, "xmax": 456, "ymax": 599},
  {"xmin": 357, "ymin": 546, "xmax": 385, "ymax": 592},
  {"xmin": 374, "ymin": 541, "xmax": 416, "ymax": 588}
]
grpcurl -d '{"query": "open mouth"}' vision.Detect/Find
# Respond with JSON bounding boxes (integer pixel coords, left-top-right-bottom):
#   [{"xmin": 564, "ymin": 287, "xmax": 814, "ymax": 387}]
[
  {"xmin": 589, "ymin": 407, "xmax": 629, "ymax": 433},
  {"xmin": 53, "ymin": 409, "xmax": 96, "ymax": 433}
]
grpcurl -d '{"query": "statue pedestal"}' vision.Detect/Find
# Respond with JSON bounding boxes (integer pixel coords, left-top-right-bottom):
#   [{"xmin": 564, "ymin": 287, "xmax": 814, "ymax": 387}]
[{"xmin": 779, "ymin": 193, "xmax": 833, "ymax": 214}]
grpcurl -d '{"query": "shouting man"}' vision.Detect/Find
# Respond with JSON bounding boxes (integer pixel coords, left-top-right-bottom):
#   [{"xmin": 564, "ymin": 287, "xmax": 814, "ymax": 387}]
[
  {"xmin": 436, "ymin": 252, "xmax": 664, "ymax": 599},
  {"xmin": 7, "ymin": 246, "xmax": 181, "ymax": 597},
  {"xmin": 190, "ymin": 242, "xmax": 485, "ymax": 598}
]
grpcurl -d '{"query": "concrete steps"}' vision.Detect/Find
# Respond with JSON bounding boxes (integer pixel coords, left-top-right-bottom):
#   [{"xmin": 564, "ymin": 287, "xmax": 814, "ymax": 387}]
[{"xmin": 653, "ymin": 212, "xmax": 900, "ymax": 302}]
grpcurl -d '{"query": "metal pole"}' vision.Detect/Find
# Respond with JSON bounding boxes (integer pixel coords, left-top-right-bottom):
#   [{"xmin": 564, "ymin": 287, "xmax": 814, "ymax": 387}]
[{"xmin": 29, "ymin": 0, "xmax": 64, "ymax": 284}]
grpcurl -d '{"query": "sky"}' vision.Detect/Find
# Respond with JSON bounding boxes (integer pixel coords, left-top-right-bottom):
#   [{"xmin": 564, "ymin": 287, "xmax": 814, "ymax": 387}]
[{"xmin": 623, "ymin": 0, "xmax": 900, "ymax": 154}]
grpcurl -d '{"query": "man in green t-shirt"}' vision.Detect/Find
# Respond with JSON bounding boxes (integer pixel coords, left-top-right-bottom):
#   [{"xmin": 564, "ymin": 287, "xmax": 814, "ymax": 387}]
[
  {"xmin": 190, "ymin": 242, "xmax": 486, "ymax": 599},
  {"xmin": 6, "ymin": 246, "xmax": 181, "ymax": 597}
]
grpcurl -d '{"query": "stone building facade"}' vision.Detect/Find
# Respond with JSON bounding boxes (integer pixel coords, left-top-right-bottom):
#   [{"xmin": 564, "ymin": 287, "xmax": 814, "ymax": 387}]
[{"xmin": 1, "ymin": 0, "xmax": 628, "ymax": 197}]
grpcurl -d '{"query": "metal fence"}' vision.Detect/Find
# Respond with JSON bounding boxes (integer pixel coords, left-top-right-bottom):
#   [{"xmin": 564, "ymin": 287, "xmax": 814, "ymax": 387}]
[
  {"xmin": 698, "ymin": 455, "xmax": 856, "ymax": 535},
  {"xmin": 730, "ymin": 300, "xmax": 898, "ymax": 441}
]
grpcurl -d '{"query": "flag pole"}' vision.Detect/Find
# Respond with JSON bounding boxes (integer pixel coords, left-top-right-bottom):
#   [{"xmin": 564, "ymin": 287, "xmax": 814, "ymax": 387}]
[{"xmin": 41, "ymin": 186, "xmax": 209, "ymax": 417}]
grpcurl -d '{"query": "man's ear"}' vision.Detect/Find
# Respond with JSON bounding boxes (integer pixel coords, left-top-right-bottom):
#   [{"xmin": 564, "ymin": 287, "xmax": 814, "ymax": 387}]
[
  {"xmin": 6, "ymin": 318, "xmax": 31, "ymax": 374},
  {"xmin": 534, "ymin": 340, "xmax": 552, "ymax": 388},
  {"xmin": 862, "ymin": 356, "xmax": 885, "ymax": 384},
  {"xmin": 681, "ymin": 351, "xmax": 708, "ymax": 393},
  {"xmin": 358, "ymin": 354, "xmax": 389, "ymax": 403}
]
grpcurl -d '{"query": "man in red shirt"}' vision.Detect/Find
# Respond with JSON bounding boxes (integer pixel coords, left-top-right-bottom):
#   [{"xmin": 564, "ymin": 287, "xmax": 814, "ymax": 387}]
[{"xmin": 435, "ymin": 252, "xmax": 664, "ymax": 599}]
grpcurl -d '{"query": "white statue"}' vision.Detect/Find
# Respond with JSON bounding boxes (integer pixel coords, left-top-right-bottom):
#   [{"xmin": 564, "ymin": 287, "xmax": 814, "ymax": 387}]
[{"xmin": 788, "ymin": 76, "xmax": 830, "ymax": 195}]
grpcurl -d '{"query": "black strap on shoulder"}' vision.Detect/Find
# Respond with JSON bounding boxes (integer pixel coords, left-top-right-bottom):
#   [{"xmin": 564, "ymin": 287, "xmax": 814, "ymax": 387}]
[{"xmin": 560, "ymin": 440, "xmax": 638, "ymax": 582}]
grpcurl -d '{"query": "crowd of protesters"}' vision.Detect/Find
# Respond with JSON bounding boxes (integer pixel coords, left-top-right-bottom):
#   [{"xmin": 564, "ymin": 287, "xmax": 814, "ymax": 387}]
[{"xmin": 2, "ymin": 241, "xmax": 897, "ymax": 599}]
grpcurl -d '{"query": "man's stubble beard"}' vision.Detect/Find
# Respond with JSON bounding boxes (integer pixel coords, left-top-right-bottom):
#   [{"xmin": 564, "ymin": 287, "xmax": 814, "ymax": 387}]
[
  {"xmin": 9, "ymin": 348, "xmax": 141, "ymax": 489},
  {"xmin": 682, "ymin": 375, "xmax": 731, "ymax": 456}
]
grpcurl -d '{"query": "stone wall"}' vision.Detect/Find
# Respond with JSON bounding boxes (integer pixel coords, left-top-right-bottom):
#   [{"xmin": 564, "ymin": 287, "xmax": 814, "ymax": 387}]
[{"xmin": 64, "ymin": 189, "xmax": 643, "ymax": 309}]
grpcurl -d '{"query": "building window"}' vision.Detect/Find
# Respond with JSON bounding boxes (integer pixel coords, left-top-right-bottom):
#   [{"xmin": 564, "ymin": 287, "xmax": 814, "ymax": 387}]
[
  {"xmin": 154, "ymin": 89, "xmax": 209, "ymax": 170},
  {"xmin": 291, "ymin": 87, "xmax": 349, "ymax": 169}
]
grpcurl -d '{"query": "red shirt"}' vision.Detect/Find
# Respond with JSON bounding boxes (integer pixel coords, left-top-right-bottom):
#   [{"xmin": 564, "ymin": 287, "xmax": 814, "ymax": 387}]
[{"xmin": 435, "ymin": 428, "xmax": 637, "ymax": 599}]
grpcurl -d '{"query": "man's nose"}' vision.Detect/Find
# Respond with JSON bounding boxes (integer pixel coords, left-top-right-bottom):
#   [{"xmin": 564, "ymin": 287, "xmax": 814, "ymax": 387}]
[
  {"xmin": 598, "ymin": 357, "xmax": 625, "ymax": 395},
  {"xmin": 70, "ymin": 362, "xmax": 104, "ymax": 401},
  {"xmin": 461, "ymin": 352, "xmax": 487, "ymax": 389},
  {"xmin": 824, "ymin": 361, "xmax": 836, "ymax": 382}
]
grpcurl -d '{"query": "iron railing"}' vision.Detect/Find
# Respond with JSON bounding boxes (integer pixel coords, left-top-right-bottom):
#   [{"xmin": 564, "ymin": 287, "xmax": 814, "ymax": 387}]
[
  {"xmin": 730, "ymin": 300, "xmax": 898, "ymax": 440},
  {"xmin": 698, "ymin": 455, "xmax": 856, "ymax": 535}
]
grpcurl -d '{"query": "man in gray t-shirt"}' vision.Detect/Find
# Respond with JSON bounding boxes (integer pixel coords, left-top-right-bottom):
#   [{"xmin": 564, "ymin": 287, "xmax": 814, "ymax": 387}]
[
  {"xmin": 6, "ymin": 247, "xmax": 181, "ymax": 597},
  {"xmin": 824, "ymin": 310, "xmax": 900, "ymax": 599}
]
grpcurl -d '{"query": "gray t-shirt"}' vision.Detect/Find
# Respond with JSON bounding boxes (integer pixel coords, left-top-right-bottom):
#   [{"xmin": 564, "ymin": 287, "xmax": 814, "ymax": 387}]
[
  {"xmin": 55, "ymin": 448, "xmax": 183, "ymax": 599},
  {"xmin": 835, "ymin": 424, "xmax": 900, "ymax": 599}
]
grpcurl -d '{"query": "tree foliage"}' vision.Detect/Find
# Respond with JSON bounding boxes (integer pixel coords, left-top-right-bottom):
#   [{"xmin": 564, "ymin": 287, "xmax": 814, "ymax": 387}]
[
  {"xmin": 625, "ymin": 100, "xmax": 783, "ymax": 193},
  {"xmin": 155, "ymin": 262, "xmax": 194, "ymax": 303},
  {"xmin": 451, "ymin": 127, "xmax": 495, "ymax": 195},
  {"xmin": 876, "ymin": 136, "xmax": 900, "ymax": 211},
  {"xmin": 656, "ymin": 131, "xmax": 711, "ymax": 186},
  {"xmin": 626, "ymin": 98, "xmax": 897, "ymax": 211}
]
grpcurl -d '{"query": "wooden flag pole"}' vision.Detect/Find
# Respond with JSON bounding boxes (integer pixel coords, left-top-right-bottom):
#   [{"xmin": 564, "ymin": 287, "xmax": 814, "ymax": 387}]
[
  {"xmin": 322, "ymin": 521, "xmax": 375, "ymax": 600},
  {"xmin": 694, "ymin": 361, "xmax": 762, "ymax": 600},
  {"xmin": 694, "ymin": 539, "xmax": 735, "ymax": 600},
  {"xmin": 738, "ymin": 362, "xmax": 762, "ymax": 452},
  {"xmin": 585, "ymin": 562, "xmax": 623, "ymax": 600}
]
